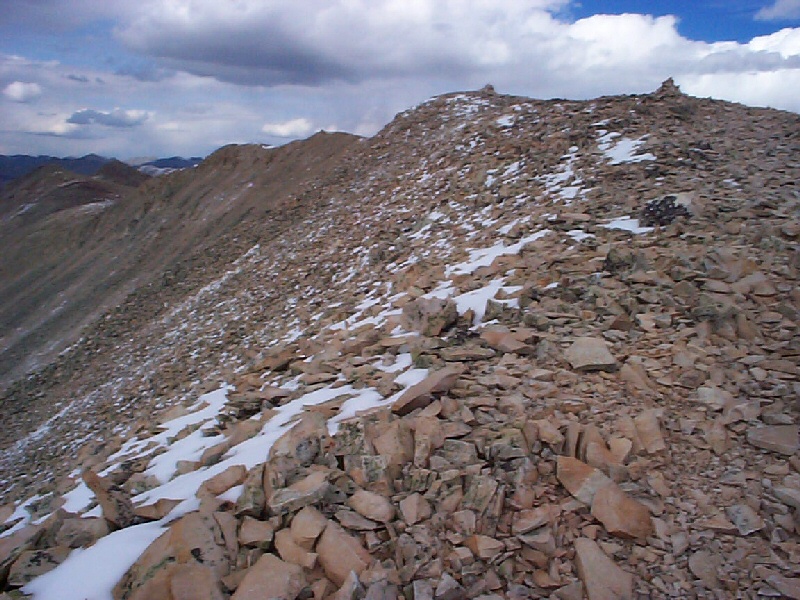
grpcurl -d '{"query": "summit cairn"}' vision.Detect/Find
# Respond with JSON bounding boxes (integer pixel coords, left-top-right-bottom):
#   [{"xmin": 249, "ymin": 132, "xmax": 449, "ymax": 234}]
[{"xmin": 653, "ymin": 76, "xmax": 682, "ymax": 99}]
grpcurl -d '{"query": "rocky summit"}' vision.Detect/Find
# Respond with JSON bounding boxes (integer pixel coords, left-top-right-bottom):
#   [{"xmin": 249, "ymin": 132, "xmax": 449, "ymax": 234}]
[{"xmin": 0, "ymin": 79, "xmax": 799, "ymax": 599}]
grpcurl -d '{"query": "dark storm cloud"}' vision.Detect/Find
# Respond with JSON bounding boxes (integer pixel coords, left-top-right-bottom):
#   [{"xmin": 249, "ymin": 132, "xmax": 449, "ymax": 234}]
[
  {"xmin": 67, "ymin": 107, "xmax": 148, "ymax": 127},
  {"xmin": 120, "ymin": 21, "xmax": 354, "ymax": 86},
  {"xmin": 114, "ymin": 1, "xmax": 566, "ymax": 86}
]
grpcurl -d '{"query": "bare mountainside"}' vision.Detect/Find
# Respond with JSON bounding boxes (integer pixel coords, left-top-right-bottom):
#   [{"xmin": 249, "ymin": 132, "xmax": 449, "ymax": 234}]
[
  {"xmin": 0, "ymin": 132, "xmax": 359, "ymax": 389},
  {"xmin": 0, "ymin": 81, "xmax": 799, "ymax": 599}
]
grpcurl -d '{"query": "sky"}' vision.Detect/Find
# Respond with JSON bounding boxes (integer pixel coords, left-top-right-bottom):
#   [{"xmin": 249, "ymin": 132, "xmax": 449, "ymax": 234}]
[{"xmin": 0, "ymin": 0, "xmax": 799, "ymax": 159}]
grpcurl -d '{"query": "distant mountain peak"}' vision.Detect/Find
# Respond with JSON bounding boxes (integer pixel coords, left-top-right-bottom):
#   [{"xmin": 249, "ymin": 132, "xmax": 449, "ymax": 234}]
[{"xmin": 0, "ymin": 154, "xmax": 204, "ymax": 187}]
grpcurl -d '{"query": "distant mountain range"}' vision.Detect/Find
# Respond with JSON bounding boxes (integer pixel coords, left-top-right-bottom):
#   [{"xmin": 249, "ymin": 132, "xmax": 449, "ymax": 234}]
[{"xmin": 0, "ymin": 153, "xmax": 203, "ymax": 186}]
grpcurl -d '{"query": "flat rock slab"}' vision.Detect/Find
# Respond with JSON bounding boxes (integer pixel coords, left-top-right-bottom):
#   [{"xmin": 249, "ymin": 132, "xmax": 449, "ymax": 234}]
[
  {"xmin": 591, "ymin": 484, "xmax": 654, "ymax": 541},
  {"xmin": 564, "ymin": 337, "xmax": 618, "ymax": 372},
  {"xmin": 348, "ymin": 489, "xmax": 395, "ymax": 522},
  {"xmin": 767, "ymin": 575, "xmax": 800, "ymax": 600},
  {"xmin": 392, "ymin": 365, "xmax": 465, "ymax": 416},
  {"xmin": 557, "ymin": 456, "xmax": 612, "ymax": 505},
  {"xmin": 726, "ymin": 504, "xmax": 764, "ymax": 536},
  {"xmin": 746, "ymin": 425, "xmax": 799, "ymax": 456},
  {"xmin": 316, "ymin": 520, "xmax": 371, "ymax": 587},
  {"xmin": 238, "ymin": 516, "xmax": 274, "ymax": 547},
  {"xmin": 290, "ymin": 506, "xmax": 328, "ymax": 550},
  {"xmin": 688, "ymin": 550, "xmax": 721, "ymax": 589},
  {"xmin": 134, "ymin": 498, "xmax": 182, "ymax": 521},
  {"xmin": 574, "ymin": 537, "xmax": 633, "ymax": 600},
  {"xmin": 480, "ymin": 329, "xmax": 535, "ymax": 355},
  {"xmin": 231, "ymin": 553, "xmax": 306, "ymax": 600}
]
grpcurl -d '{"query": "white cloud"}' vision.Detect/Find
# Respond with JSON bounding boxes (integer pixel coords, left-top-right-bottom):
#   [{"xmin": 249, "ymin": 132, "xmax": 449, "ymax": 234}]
[
  {"xmin": 757, "ymin": 0, "xmax": 800, "ymax": 21},
  {"xmin": 747, "ymin": 27, "xmax": 800, "ymax": 57},
  {"xmin": 261, "ymin": 118, "xmax": 313, "ymax": 137},
  {"xmin": 113, "ymin": 2, "xmax": 800, "ymax": 101},
  {"xmin": 3, "ymin": 80, "xmax": 42, "ymax": 102},
  {"xmin": 681, "ymin": 69, "xmax": 800, "ymax": 112},
  {"xmin": 2, "ymin": 2, "xmax": 800, "ymax": 158},
  {"xmin": 116, "ymin": 0, "xmax": 572, "ymax": 85}
]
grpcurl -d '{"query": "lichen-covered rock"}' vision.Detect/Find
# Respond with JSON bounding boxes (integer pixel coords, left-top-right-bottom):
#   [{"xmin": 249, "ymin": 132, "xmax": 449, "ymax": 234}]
[
  {"xmin": 7, "ymin": 546, "xmax": 70, "ymax": 586},
  {"xmin": 401, "ymin": 297, "xmax": 458, "ymax": 336},
  {"xmin": 82, "ymin": 470, "xmax": 137, "ymax": 529}
]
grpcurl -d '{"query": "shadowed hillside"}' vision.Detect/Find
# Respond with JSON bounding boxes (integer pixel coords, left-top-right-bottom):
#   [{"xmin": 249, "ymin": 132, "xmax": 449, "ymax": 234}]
[{"xmin": 0, "ymin": 132, "xmax": 359, "ymax": 389}]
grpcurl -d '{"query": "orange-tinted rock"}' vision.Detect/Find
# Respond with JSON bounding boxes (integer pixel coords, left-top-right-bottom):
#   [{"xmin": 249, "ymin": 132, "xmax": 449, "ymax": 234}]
[
  {"xmin": 316, "ymin": 521, "xmax": 372, "ymax": 587},
  {"xmin": 556, "ymin": 457, "xmax": 612, "ymax": 505},
  {"xmin": 231, "ymin": 553, "xmax": 306, "ymax": 600},
  {"xmin": 392, "ymin": 365, "xmax": 464, "ymax": 416},
  {"xmin": 574, "ymin": 538, "xmax": 633, "ymax": 600},
  {"xmin": 590, "ymin": 484, "xmax": 654, "ymax": 541}
]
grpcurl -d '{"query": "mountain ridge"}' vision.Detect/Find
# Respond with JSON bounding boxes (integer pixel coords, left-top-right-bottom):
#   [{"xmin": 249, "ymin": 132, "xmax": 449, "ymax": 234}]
[
  {"xmin": 0, "ymin": 132, "xmax": 360, "ymax": 392},
  {"xmin": 0, "ymin": 154, "xmax": 203, "ymax": 188},
  {"xmin": 0, "ymin": 81, "xmax": 798, "ymax": 599}
]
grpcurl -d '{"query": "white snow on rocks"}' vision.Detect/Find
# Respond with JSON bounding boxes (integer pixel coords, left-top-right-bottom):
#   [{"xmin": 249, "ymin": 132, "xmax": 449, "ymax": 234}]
[
  {"xmin": 597, "ymin": 131, "xmax": 656, "ymax": 164},
  {"xmin": 601, "ymin": 216, "xmax": 654, "ymax": 234},
  {"xmin": 446, "ymin": 229, "xmax": 551, "ymax": 276},
  {"xmin": 24, "ymin": 521, "xmax": 166, "ymax": 600}
]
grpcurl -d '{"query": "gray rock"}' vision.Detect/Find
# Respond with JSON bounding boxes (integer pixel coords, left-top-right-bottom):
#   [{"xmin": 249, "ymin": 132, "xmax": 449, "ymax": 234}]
[
  {"xmin": 55, "ymin": 517, "xmax": 110, "ymax": 548},
  {"xmin": 564, "ymin": 337, "xmax": 618, "ymax": 372},
  {"xmin": 746, "ymin": 425, "xmax": 799, "ymax": 456}
]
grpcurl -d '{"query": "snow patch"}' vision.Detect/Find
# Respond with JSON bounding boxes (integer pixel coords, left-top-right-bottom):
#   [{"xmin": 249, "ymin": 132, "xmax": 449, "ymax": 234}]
[
  {"xmin": 23, "ymin": 522, "xmax": 166, "ymax": 600},
  {"xmin": 597, "ymin": 132, "xmax": 656, "ymax": 164},
  {"xmin": 446, "ymin": 230, "xmax": 550, "ymax": 276},
  {"xmin": 601, "ymin": 216, "xmax": 654, "ymax": 234}
]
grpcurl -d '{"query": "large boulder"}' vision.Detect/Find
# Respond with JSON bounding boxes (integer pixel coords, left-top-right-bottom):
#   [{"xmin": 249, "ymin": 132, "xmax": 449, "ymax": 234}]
[
  {"xmin": 231, "ymin": 553, "xmax": 307, "ymax": 600},
  {"xmin": 316, "ymin": 521, "xmax": 372, "ymax": 587},
  {"xmin": 83, "ymin": 470, "xmax": 137, "ymax": 529},
  {"xmin": 401, "ymin": 297, "xmax": 458, "ymax": 337},
  {"xmin": 113, "ymin": 512, "xmax": 235, "ymax": 600}
]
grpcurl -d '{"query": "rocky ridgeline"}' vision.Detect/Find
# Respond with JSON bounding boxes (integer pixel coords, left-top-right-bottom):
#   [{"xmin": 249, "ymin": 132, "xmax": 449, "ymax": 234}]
[{"xmin": 0, "ymin": 80, "xmax": 799, "ymax": 598}]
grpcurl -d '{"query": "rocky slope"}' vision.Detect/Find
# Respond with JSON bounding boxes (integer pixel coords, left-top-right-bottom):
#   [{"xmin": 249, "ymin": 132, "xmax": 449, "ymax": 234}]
[{"xmin": 0, "ymin": 80, "xmax": 799, "ymax": 599}]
